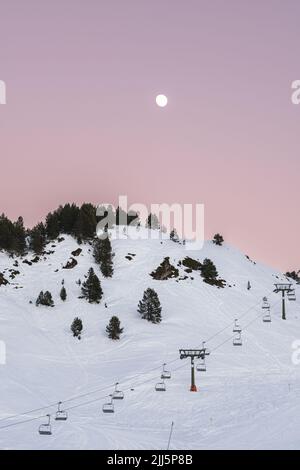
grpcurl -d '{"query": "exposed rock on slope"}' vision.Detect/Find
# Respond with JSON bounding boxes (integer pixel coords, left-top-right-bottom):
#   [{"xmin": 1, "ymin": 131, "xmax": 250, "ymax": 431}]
[
  {"xmin": 63, "ymin": 257, "xmax": 78, "ymax": 269},
  {"xmin": 151, "ymin": 257, "xmax": 179, "ymax": 280},
  {"xmin": 0, "ymin": 272, "xmax": 9, "ymax": 286}
]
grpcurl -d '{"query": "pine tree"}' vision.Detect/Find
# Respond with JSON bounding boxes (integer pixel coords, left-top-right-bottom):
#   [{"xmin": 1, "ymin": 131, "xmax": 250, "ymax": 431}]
[
  {"xmin": 127, "ymin": 210, "xmax": 139, "ymax": 226},
  {"xmin": 11, "ymin": 216, "xmax": 26, "ymax": 255},
  {"xmin": 200, "ymin": 258, "xmax": 218, "ymax": 282},
  {"xmin": 81, "ymin": 267, "xmax": 103, "ymax": 303},
  {"xmin": 93, "ymin": 237, "xmax": 114, "ymax": 277},
  {"xmin": 30, "ymin": 223, "xmax": 46, "ymax": 255},
  {"xmin": 36, "ymin": 291, "xmax": 54, "ymax": 307},
  {"xmin": 247, "ymin": 281, "xmax": 251, "ymax": 290},
  {"xmin": 115, "ymin": 206, "xmax": 128, "ymax": 225},
  {"xmin": 74, "ymin": 203, "xmax": 97, "ymax": 240},
  {"xmin": 170, "ymin": 228, "xmax": 179, "ymax": 243},
  {"xmin": 212, "ymin": 233, "xmax": 224, "ymax": 246},
  {"xmin": 0, "ymin": 214, "xmax": 26, "ymax": 255},
  {"xmin": 106, "ymin": 316, "xmax": 123, "ymax": 340},
  {"xmin": 60, "ymin": 286, "xmax": 67, "ymax": 301},
  {"xmin": 58, "ymin": 203, "xmax": 80, "ymax": 234},
  {"xmin": 71, "ymin": 317, "xmax": 83, "ymax": 338},
  {"xmin": 45, "ymin": 211, "xmax": 60, "ymax": 239},
  {"xmin": 145, "ymin": 213, "xmax": 160, "ymax": 230},
  {"xmin": 138, "ymin": 288, "xmax": 162, "ymax": 323},
  {"xmin": 286, "ymin": 270, "xmax": 300, "ymax": 282}
]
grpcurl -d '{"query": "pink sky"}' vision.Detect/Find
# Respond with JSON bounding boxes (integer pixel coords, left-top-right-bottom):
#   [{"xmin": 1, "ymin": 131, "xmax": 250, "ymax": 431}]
[{"xmin": 0, "ymin": 0, "xmax": 299, "ymax": 271}]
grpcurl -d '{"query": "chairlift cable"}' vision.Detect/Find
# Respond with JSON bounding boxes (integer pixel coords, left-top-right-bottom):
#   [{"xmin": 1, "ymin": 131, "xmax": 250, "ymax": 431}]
[{"xmin": 0, "ymin": 290, "xmax": 285, "ymax": 432}]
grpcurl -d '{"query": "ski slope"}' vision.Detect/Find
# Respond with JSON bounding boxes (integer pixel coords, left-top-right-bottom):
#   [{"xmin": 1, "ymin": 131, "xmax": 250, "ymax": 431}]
[{"xmin": 0, "ymin": 228, "xmax": 299, "ymax": 449}]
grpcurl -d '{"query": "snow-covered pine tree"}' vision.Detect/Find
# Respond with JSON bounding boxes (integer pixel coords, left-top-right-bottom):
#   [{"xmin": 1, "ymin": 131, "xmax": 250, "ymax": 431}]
[
  {"xmin": 60, "ymin": 286, "xmax": 67, "ymax": 301},
  {"xmin": 36, "ymin": 291, "xmax": 54, "ymax": 307},
  {"xmin": 138, "ymin": 288, "xmax": 162, "ymax": 323},
  {"xmin": 93, "ymin": 237, "xmax": 114, "ymax": 277},
  {"xmin": 71, "ymin": 317, "xmax": 83, "ymax": 338},
  {"xmin": 81, "ymin": 267, "xmax": 103, "ymax": 303},
  {"xmin": 200, "ymin": 258, "xmax": 218, "ymax": 282},
  {"xmin": 106, "ymin": 316, "xmax": 124, "ymax": 340}
]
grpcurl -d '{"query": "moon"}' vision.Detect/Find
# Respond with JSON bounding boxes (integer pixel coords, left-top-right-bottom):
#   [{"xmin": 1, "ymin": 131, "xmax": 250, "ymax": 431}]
[{"xmin": 156, "ymin": 94, "xmax": 168, "ymax": 108}]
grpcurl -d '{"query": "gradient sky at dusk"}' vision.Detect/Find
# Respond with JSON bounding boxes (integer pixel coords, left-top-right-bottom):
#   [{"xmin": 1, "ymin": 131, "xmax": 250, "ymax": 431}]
[{"xmin": 0, "ymin": 0, "xmax": 299, "ymax": 271}]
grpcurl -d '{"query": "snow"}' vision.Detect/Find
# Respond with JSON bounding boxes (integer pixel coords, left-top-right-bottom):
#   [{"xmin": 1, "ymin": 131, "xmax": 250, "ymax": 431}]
[{"xmin": 0, "ymin": 228, "xmax": 299, "ymax": 449}]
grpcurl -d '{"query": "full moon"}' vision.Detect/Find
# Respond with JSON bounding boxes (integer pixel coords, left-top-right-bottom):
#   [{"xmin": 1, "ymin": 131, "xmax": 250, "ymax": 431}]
[{"xmin": 156, "ymin": 94, "xmax": 168, "ymax": 107}]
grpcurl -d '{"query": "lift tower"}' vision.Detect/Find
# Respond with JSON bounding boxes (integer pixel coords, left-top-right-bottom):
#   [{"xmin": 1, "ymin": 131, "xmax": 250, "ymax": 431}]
[
  {"xmin": 179, "ymin": 347, "xmax": 208, "ymax": 391},
  {"xmin": 274, "ymin": 283, "xmax": 292, "ymax": 320}
]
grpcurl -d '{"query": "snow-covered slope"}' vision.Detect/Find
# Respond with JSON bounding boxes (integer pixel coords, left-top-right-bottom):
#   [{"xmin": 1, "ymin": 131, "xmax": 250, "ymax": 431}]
[{"xmin": 0, "ymin": 228, "xmax": 299, "ymax": 450}]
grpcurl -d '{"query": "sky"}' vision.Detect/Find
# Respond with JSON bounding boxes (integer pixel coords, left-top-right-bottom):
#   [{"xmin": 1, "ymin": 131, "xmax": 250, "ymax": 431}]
[{"xmin": 0, "ymin": 0, "xmax": 299, "ymax": 271}]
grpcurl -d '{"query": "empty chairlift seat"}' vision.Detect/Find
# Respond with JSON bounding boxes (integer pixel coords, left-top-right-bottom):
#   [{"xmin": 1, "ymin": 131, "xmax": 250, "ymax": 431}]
[
  {"xmin": 233, "ymin": 319, "xmax": 241, "ymax": 333},
  {"xmin": 112, "ymin": 382, "xmax": 124, "ymax": 400},
  {"xmin": 262, "ymin": 297, "xmax": 272, "ymax": 322},
  {"xmin": 196, "ymin": 357, "xmax": 206, "ymax": 372},
  {"xmin": 262, "ymin": 297, "xmax": 270, "ymax": 309},
  {"xmin": 263, "ymin": 311, "xmax": 272, "ymax": 322},
  {"xmin": 161, "ymin": 363, "xmax": 171, "ymax": 380},
  {"xmin": 155, "ymin": 380, "xmax": 166, "ymax": 392},
  {"xmin": 38, "ymin": 414, "xmax": 52, "ymax": 435},
  {"xmin": 102, "ymin": 395, "xmax": 114, "ymax": 413},
  {"xmin": 233, "ymin": 331, "xmax": 242, "ymax": 346},
  {"xmin": 55, "ymin": 401, "xmax": 68, "ymax": 421},
  {"xmin": 288, "ymin": 289, "xmax": 296, "ymax": 301},
  {"xmin": 197, "ymin": 341, "xmax": 209, "ymax": 370}
]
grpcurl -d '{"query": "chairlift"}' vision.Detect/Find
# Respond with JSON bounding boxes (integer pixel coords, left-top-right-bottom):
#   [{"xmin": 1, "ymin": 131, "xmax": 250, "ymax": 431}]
[
  {"xmin": 263, "ymin": 311, "xmax": 272, "ymax": 323},
  {"xmin": 288, "ymin": 289, "xmax": 296, "ymax": 301},
  {"xmin": 102, "ymin": 395, "xmax": 114, "ymax": 413},
  {"xmin": 233, "ymin": 331, "xmax": 242, "ymax": 346},
  {"xmin": 55, "ymin": 401, "xmax": 68, "ymax": 421},
  {"xmin": 112, "ymin": 382, "xmax": 124, "ymax": 400},
  {"xmin": 155, "ymin": 380, "xmax": 166, "ymax": 392},
  {"xmin": 262, "ymin": 297, "xmax": 270, "ymax": 309},
  {"xmin": 196, "ymin": 357, "xmax": 206, "ymax": 372},
  {"xmin": 233, "ymin": 319, "xmax": 241, "ymax": 333},
  {"xmin": 38, "ymin": 414, "xmax": 52, "ymax": 435},
  {"xmin": 161, "ymin": 363, "xmax": 171, "ymax": 379}
]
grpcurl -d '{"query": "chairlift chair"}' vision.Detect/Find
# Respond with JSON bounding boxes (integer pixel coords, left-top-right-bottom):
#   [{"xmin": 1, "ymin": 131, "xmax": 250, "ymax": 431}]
[
  {"xmin": 262, "ymin": 297, "xmax": 270, "ymax": 309},
  {"xmin": 233, "ymin": 319, "xmax": 241, "ymax": 333},
  {"xmin": 233, "ymin": 331, "xmax": 242, "ymax": 346},
  {"xmin": 161, "ymin": 363, "xmax": 171, "ymax": 380},
  {"xmin": 112, "ymin": 382, "xmax": 124, "ymax": 400},
  {"xmin": 155, "ymin": 380, "xmax": 166, "ymax": 392},
  {"xmin": 102, "ymin": 395, "xmax": 114, "ymax": 413},
  {"xmin": 288, "ymin": 289, "xmax": 296, "ymax": 301},
  {"xmin": 55, "ymin": 401, "xmax": 68, "ymax": 421},
  {"xmin": 263, "ymin": 311, "xmax": 272, "ymax": 323},
  {"xmin": 196, "ymin": 357, "xmax": 206, "ymax": 372},
  {"xmin": 38, "ymin": 414, "xmax": 52, "ymax": 435}
]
